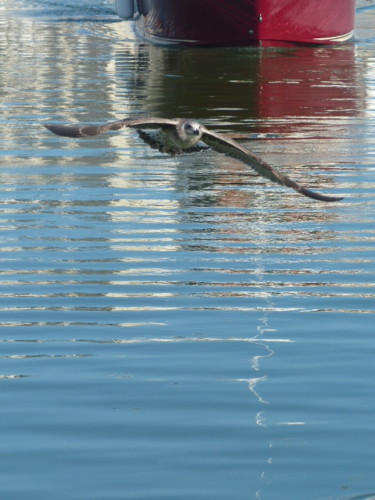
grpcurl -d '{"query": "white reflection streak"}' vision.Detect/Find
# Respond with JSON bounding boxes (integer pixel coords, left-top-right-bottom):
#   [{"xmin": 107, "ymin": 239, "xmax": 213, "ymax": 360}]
[
  {"xmin": 110, "ymin": 337, "xmax": 293, "ymax": 344},
  {"xmin": 277, "ymin": 421, "xmax": 305, "ymax": 426},
  {"xmin": 251, "ymin": 342, "xmax": 274, "ymax": 372},
  {"xmin": 256, "ymin": 411, "xmax": 267, "ymax": 427},
  {"xmin": 1, "ymin": 337, "xmax": 293, "ymax": 344},
  {"xmin": 249, "ymin": 220, "xmax": 279, "ymax": 500},
  {"xmin": 237, "ymin": 376, "xmax": 270, "ymax": 405}
]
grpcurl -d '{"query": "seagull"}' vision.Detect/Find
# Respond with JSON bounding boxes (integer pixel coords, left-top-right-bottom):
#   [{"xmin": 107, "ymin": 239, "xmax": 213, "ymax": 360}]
[{"xmin": 44, "ymin": 117, "xmax": 343, "ymax": 202}]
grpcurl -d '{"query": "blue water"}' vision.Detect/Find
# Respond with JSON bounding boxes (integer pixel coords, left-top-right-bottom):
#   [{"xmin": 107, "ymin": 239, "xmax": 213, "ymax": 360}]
[{"xmin": 1, "ymin": 1, "xmax": 375, "ymax": 499}]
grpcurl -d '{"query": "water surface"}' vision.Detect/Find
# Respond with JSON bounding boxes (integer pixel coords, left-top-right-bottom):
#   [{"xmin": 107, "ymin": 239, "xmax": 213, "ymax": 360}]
[{"xmin": 1, "ymin": 1, "xmax": 375, "ymax": 499}]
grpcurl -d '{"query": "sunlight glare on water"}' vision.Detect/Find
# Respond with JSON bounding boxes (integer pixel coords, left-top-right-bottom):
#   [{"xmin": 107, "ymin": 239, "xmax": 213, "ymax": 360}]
[{"xmin": 1, "ymin": 1, "xmax": 375, "ymax": 499}]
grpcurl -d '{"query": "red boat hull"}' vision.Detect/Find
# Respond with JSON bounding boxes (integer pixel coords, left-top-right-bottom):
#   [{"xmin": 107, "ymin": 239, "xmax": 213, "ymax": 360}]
[{"xmin": 135, "ymin": 0, "xmax": 355, "ymax": 46}]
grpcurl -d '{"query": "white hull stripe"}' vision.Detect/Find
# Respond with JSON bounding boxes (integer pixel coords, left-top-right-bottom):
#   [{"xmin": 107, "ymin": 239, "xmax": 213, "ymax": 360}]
[{"xmin": 313, "ymin": 29, "xmax": 354, "ymax": 43}]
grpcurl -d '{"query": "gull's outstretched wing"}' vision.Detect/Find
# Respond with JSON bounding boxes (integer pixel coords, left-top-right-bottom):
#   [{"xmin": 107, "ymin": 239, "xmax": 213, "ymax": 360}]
[
  {"xmin": 44, "ymin": 117, "xmax": 179, "ymax": 138},
  {"xmin": 200, "ymin": 128, "xmax": 343, "ymax": 202}
]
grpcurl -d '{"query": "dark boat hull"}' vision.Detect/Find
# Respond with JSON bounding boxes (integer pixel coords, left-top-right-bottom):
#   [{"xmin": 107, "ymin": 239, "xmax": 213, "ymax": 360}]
[{"xmin": 132, "ymin": 0, "xmax": 355, "ymax": 47}]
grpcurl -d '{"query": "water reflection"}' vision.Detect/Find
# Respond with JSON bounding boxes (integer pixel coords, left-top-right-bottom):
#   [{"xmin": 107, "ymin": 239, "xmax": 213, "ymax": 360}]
[{"xmin": 120, "ymin": 43, "xmax": 363, "ymax": 127}]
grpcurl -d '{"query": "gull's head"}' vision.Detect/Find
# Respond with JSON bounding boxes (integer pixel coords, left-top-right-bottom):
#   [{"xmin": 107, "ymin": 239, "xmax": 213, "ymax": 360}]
[{"xmin": 183, "ymin": 120, "xmax": 202, "ymax": 137}]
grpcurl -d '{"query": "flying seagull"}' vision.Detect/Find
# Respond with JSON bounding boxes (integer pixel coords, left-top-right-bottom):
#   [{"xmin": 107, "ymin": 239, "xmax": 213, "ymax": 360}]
[{"xmin": 44, "ymin": 117, "xmax": 343, "ymax": 202}]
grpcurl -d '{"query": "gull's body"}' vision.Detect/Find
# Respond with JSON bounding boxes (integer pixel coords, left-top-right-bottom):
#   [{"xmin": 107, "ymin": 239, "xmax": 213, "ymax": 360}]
[{"xmin": 44, "ymin": 117, "xmax": 343, "ymax": 202}]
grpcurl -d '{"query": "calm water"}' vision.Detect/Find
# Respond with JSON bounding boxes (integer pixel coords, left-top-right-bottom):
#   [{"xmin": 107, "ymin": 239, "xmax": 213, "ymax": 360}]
[{"xmin": 1, "ymin": 1, "xmax": 375, "ymax": 499}]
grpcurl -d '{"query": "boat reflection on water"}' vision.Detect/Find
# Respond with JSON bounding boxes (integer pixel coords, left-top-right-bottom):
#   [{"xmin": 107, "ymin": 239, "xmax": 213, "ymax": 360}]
[{"xmin": 122, "ymin": 43, "xmax": 361, "ymax": 127}]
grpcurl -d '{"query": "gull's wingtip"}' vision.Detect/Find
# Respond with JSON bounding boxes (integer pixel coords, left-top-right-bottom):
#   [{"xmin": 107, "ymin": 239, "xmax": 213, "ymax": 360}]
[
  {"xmin": 299, "ymin": 186, "xmax": 344, "ymax": 202},
  {"xmin": 320, "ymin": 196, "xmax": 344, "ymax": 203},
  {"xmin": 43, "ymin": 123, "xmax": 75, "ymax": 137}
]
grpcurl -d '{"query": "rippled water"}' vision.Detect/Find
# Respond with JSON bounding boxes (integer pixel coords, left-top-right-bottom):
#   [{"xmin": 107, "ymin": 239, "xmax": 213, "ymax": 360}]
[{"xmin": 1, "ymin": 1, "xmax": 375, "ymax": 499}]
